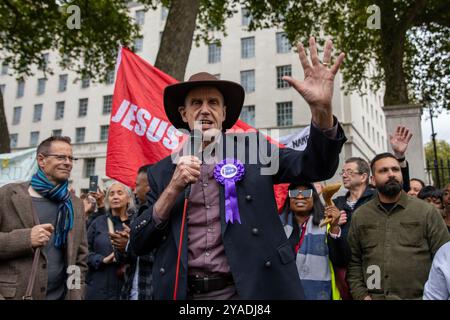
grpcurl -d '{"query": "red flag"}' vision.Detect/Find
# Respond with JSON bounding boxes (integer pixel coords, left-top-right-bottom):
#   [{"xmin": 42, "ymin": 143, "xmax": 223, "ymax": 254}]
[{"xmin": 106, "ymin": 47, "xmax": 288, "ymax": 211}]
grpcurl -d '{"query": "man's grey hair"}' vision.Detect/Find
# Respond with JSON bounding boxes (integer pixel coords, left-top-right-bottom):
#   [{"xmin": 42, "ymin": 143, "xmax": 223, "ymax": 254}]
[{"xmin": 345, "ymin": 157, "xmax": 370, "ymax": 184}]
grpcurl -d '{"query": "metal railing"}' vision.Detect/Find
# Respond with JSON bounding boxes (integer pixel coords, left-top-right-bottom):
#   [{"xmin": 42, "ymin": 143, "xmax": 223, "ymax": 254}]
[{"xmin": 425, "ymin": 159, "xmax": 450, "ymax": 188}]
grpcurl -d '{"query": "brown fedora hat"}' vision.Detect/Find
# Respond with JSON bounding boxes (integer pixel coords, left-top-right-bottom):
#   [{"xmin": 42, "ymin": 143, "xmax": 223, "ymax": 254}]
[{"xmin": 164, "ymin": 72, "xmax": 245, "ymax": 130}]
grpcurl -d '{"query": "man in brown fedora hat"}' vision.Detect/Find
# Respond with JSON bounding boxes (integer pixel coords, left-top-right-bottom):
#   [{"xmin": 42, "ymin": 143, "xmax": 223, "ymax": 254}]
[{"xmin": 130, "ymin": 37, "xmax": 347, "ymax": 300}]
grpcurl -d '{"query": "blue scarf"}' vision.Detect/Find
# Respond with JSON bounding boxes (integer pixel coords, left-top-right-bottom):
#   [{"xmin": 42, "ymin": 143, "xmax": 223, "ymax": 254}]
[{"xmin": 30, "ymin": 168, "xmax": 74, "ymax": 248}]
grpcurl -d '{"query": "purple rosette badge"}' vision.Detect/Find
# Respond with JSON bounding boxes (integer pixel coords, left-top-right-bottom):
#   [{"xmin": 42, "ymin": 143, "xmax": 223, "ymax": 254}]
[{"xmin": 213, "ymin": 158, "xmax": 245, "ymax": 224}]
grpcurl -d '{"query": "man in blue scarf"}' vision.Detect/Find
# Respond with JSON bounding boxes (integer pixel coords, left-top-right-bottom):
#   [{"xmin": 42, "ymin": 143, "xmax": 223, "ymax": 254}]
[{"xmin": 0, "ymin": 136, "xmax": 88, "ymax": 300}]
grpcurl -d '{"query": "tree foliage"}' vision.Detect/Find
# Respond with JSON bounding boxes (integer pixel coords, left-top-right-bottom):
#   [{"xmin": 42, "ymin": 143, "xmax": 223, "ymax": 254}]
[
  {"xmin": 408, "ymin": 23, "xmax": 450, "ymax": 113},
  {"xmin": 0, "ymin": 0, "xmax": 140, "ymax": 82},
  {"xmin": 241, "ymin": 0, "xmax": 450, "ymax": 108},
  {"xmin": 1, "ymin": 0, "xmax": 449, "ymax": 154},
  {"xmin": 425, "ymin": 140, "xmax": 450, "ymax": 187}
]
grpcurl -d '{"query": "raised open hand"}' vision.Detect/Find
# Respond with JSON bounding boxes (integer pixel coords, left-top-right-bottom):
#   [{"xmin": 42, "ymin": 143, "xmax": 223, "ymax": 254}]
[
  {"xmin": 390, "ymin": 126, "xmax": 412, "ymax": 158},
  {"xmin": 283, "ymin": 37, "xmax": 345, "ymax": 129}
]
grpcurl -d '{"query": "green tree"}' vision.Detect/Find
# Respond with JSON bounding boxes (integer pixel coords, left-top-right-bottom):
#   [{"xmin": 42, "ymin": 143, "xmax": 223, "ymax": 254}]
[
  {"xmin": 0, "ymin": 0, "xmax": 140, "ymax": 153},
  {"xmin": 408, "ymin": 23, "xmax": 450, "ymax": 113},
  {"xmin": 424, "ymin": 140, "xmax": 450, "ymax": 187},
  {"xmin": 0, "ymin": 0, "xmax": 238, "ymax": 152},
  {"xmin": 4, "ymin": 0, "xmax": 447, "ymax": 154},
  {"xmin": 243, "ymin": 0, "xmax": 450, "ymax": 108}
]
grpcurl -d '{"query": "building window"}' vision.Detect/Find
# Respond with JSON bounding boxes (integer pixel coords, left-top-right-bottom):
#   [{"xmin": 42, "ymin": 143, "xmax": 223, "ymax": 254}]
[
  {"xmin": 377, "ymin": 132, "xmax": 380, "ymax": 146},
  {"xmin": 241, "ymin": 37, "xmax": 255, "ymax": 59},
  {"xmin": 135, "ymin": 9, "xmax": 145, "ymax": 25},
  {"xmin": 81, "ymin": 76, "xmax": 90, "ymax": 88},
  {"xmin": 277, "ymin": 102, "xmax": 293, "ymax": 127},
  {"xmin": 240, "ymin": 70, "xmax": 255, "ymax": 93},
  {"xmin": 0, "ymin": 84, "xmax": 5, "ymax": 95},
  {"xmin": 75, "ymin": 127, "xmax": 86, "ymax": 143},
  {"xmin": 1, "ymin": 63, "xmax": 8, "ymax": 75},
  {"xmin": 38, "ymin": 53, "xmax": 49, "ymax": 71},
  {"xmin": 10, "ymin": 134, "xmax": 18, "ymax": 148},
  {"xmin": 240, "ymin": 105, "xmax": 255, "ymax": 127},
  {"xmin": 372, "ymin": 127, "xmax": 375, "ymax": 141},
  {"xmin": 105, "ymin": 69, "xmax": 115, "ymax": 85},
  {"xmin": 78, "ymin": 98, "xmax": 88, "ymax": 117},
  {"xmin": 375, "ymin": 110, "xmax": 378, "ymax": 124},
  {"xmin": 55, "ymin": 101, "xmax": 65, "ymax": 120},
  {"xmin": 43, "ymin": 53, "xmax": 49, "ymax": 65},
  {"xmin": 276, "ymin": 65, "xmax": 292, "ymax": 89},
  {"xmin": 12, "ymin": 106, "xmax": 22, "ymax": 125},
  {"xmin": 37, "ymin": 78, "xmax": 46, "ymax": 95},
  {"xmin": 84, "ymin": 158, "xmax": 96, "ymax": 178},
  {"xmin": 33, "ymin": 104, "xmax": 43, "ymax": 122},
  {"xmin": 100, "ymin": 125, "xmax": 109, "ymax": 141},
  {"xmin": 16, "ymin": 80, "xmax": 25, "ymax": 98},
  {"xmin": 371, "ymin": 104, "xmax": 374, "ymax": 119},
  {"xmin": 58, "ymin": 74, "xmax": 68, "ymax": 92},
  {"xmin": 134, "ymin": 37, "xmax": 143, "ymax": 53},
  {"xmin": 362, "ymin": 116, "xmax": 365, "ymax": 133},
  {"xmin": 241, "ymin": 8, "xmax": 251, "ymax": 26},
  {"xmin": 208, "ymin": 43, "xmax": 221, "ymax": 64},
  {"xmin": 103, "ymin": 95, "xmax": 113, "ymax": 114},
  {"xmin": 52, "ymin": 129, "xmax": 62, "ymax": 137},
  {"xmin": 276, "ymin": 32, "xmax": 291, "ymax": 54},
  {"xmin": 161, "ymin": 6, "xmax": 168, "ymax": 21},
  {"xmin": 61, "ymin": 53, "xmax": 70, "ymax": 65},
  {"xmin": 30, "ymin": 131, "xmax": 40, "ymax": 147}
]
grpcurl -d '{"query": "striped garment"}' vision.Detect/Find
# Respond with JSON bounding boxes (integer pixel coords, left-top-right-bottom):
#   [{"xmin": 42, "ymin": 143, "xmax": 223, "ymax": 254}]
[{"xmin": 284, "ymin": 213, "xmax": 332, "ymax": 300}]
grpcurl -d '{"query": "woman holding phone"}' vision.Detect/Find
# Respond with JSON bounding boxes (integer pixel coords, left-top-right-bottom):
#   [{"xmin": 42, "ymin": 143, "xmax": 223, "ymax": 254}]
[{"xmin": 86, "ymin": 181, "xmax": 135, "ymax": 300}]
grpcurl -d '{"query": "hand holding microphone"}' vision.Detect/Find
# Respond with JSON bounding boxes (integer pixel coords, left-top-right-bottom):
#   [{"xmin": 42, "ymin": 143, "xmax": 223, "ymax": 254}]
[
  {"xmin": 169, "ymin": 155, "xmax": 201, "ymax": 194},
  {"xmin": 153, "ymin": 129, "xmax": 202, "ymax": 222},
  {"xmin": 170, "ymin": 128, "xmax": 203, "ymax": 198}
]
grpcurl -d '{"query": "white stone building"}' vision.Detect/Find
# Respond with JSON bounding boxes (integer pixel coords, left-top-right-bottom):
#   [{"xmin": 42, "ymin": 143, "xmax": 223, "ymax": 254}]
[{"xmin": 1, "ymin": 4, "xmax": 388, "ymax": 193}]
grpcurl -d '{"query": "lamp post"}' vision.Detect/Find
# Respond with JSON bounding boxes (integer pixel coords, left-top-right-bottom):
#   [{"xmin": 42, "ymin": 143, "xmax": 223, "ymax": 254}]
[{"xmin": 429, "ymin": 107, "xmax": 441, "ymax": 188}]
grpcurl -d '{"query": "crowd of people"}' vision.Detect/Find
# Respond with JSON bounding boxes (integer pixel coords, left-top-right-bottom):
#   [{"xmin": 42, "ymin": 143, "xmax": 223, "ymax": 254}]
[{"xmin": 1, "ymin": 36, "xmax": 449, "ymax": 300}]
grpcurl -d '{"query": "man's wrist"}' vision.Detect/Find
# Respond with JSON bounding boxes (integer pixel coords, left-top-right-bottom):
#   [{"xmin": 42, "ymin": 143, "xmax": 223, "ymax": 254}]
[
  {"xmin": 311, "ymin": 108, "xmax": 333, "ymax": 129},
  {"xmin": 393, "ymin": 151, "xmax": 405, "ymax": 161},
  {"xmin": 167, "ymin": 181, "xmax": 184, "ymax": 194}
]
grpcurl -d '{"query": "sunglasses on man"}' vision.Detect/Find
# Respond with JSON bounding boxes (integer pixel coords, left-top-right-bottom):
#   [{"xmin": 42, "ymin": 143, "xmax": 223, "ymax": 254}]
[{"xmin": 288, "ymin": 189, "xmax": 313, "ymax": 198}]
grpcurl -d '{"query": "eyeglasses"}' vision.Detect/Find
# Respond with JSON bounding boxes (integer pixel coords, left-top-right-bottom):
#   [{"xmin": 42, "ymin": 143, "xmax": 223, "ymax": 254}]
[
  {"xmin": 339, "ymin": 169, "xmax": 362, "ymax": 176},
  {"xmin": 43, "ymin": 154, "xmax": 78, "ymax": 162},
  {"xmin": 288, "ymin": 189, "xmax": 313, "ymax": 198}
]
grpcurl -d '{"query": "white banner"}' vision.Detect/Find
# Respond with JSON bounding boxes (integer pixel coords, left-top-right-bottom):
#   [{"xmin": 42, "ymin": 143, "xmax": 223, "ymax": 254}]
[
  {"xmin": 279, "ymin": 126, "xmax": 310, "ymax": 151},
  {"xmin": 0, "ymin": 148, "xmax": 37, "ymax": 186}
]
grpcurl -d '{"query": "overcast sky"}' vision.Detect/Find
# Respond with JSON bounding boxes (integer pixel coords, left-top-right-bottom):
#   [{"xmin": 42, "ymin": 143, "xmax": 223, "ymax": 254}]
[{"xmin": 421, "ymin": 110, "xmax": 450, "ymax": 145}]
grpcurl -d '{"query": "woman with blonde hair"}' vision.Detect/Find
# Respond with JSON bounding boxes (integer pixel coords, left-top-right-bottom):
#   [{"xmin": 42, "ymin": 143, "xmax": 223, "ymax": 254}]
[{"xmin": 86, "ymin": 181, "xmax": 135, "ymax": 300}]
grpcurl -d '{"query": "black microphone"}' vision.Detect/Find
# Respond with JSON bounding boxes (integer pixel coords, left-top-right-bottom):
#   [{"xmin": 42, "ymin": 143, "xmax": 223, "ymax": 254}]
[{"xmin": 184, "ymin": 128, "xmax": 202, "ymax": 199}]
